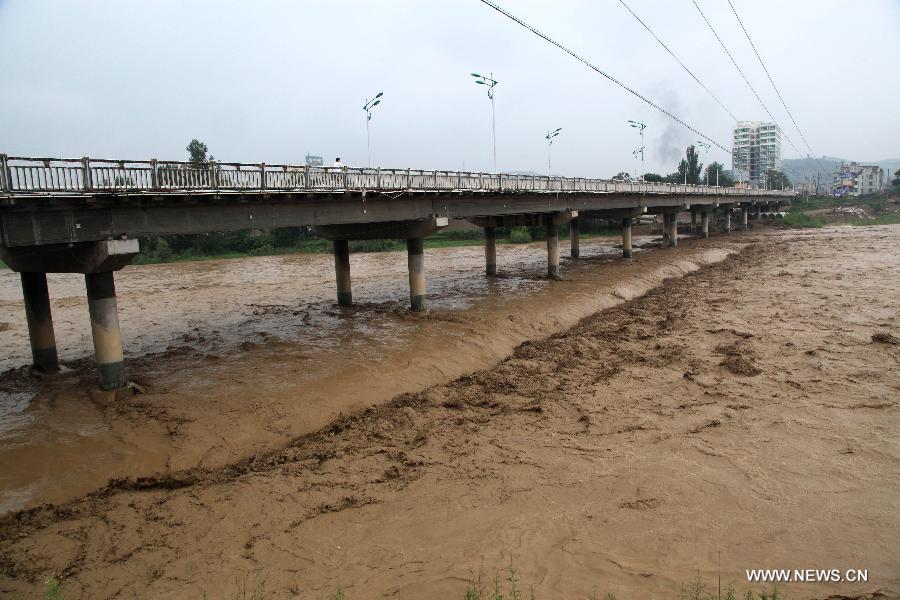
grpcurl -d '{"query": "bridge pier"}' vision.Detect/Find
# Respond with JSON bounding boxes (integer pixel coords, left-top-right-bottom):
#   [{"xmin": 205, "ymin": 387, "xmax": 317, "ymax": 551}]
[
  {"xmin": 661, "ymin": 214, "xmax": 670, "ymax": 243},
  {"xmin": 407, "ymin": 238, "xmax": 426, "ymax": 311},
  {"xmin": 691, "ymin": 211, "xmax": 698, "ymax": 234},
  {"xmin": 546, "ymin": 218, "xmax": 560, "ymax": 279},
  {"xmin": 484, "ymin": 226, "xmax": 497, "ymax": 276},
  {"xmin": 701, "ymin": 211, "xmax": 710, "ymax": 238},
  {"xmin": 85, "ymin": 271, "xmax": 127, "ymax": 391},
  {"xmin": 723, "ymin": 209, "xmax": 732, "ymax": 234},
  {"xmin": 741, "ymin": 205, "xmax": 749, "ymax": 229},
  {"xmin": 668, "ymin": 213, "xmax": 678, "ymax": 248},
  {"xmin": 621, "ymin": 218, "xmax": 632, "ymax": 258},
  {"xmin": 333, "ymin": 240, "xmax": 352, "ymax": 307},
  {"xmin": 570, "ymin": 217, "xmax": 580, "ymax": 259},
  {"xmin": 20, "ymin": 272, "xmax": 59, "ymax": 373}
]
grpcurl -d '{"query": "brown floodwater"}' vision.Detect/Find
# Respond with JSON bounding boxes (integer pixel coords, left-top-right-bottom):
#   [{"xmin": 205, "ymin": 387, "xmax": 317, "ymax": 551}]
[
  {"xmin": 1, "ymin": 225, "xmax": 897, "ymax": 599},
  {"xmin": 1, "ymin": 233, "xmax": 692, "ymax": 513}
]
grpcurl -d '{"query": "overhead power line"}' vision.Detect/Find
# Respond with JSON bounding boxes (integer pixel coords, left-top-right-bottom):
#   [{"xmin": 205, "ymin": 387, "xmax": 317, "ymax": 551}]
[
  {"xmin": 690, "ymin": 0, "xmax": 801, "ymax": 156},
  {"xmin": 725, "ymin": 0, "xmax": 815, "ymax": 157},
  {"xmin": 477, "ymin": 0, "xmax": 733, "ymax": 155},
  {"xmin": 616, "ymin": 0, "xmax": 738, "ymax": 123}
]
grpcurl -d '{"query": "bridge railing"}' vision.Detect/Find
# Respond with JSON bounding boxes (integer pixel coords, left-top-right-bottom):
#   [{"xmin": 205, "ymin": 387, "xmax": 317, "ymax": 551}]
[{"xmin": 0, "ymin": 155, "xmax": 790, "ymax": 197}]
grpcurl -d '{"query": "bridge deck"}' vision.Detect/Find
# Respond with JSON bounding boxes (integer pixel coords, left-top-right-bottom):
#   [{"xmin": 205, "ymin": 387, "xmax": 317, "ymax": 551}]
[{"xmin": 0, "ymin": 154, "xmax": 791, "ymax": 248}]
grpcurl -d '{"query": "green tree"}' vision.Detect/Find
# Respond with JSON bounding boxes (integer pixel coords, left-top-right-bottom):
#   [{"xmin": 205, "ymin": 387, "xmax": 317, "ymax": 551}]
[
  {"xmin": 676, "ymin": 145, "xmax": 703, "ymax": 185},
  {"xmin": 764, "ymin": 169, "xmax": 791, "ymax": 190},
  {"xmin": 643, "ymin": 172, "xmax": 664, "ymax": 183},
  {"xmin": 704, "ymin": 161, "xmax": 734, "ymax": 187},
  {"xmin": 611, "ymin": 171, "xmax": 631, "ymax": 181},
  {"xmin": 186, "ymin": 139, "xmax": 213, "ymax": 164},
  {"xmin": 892, "ymin": 169, "xmax": 900, "ymax": 189}
]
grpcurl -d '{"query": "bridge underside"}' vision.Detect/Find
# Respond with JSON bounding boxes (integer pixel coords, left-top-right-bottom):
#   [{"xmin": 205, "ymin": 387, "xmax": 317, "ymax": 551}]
[{"xmin": 0, "ymin": 190, "xmax": 784, "ymax": 247}]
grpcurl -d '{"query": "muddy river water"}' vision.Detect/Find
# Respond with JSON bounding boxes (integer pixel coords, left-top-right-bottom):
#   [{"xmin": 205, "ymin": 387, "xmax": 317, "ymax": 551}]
[
  {"xmin": 1, "ymin": 233, "xmax": 682, "ymax": 513},
  {"xmin": 0, "ymin": 225, "xmax": 898, "ymax": 599}
]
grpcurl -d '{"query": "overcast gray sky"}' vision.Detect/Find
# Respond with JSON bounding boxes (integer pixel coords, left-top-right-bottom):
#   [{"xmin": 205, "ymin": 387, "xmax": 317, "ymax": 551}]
[{"xmin": 1, "ymin": 0, "xmax": 897, "ymax": 177}]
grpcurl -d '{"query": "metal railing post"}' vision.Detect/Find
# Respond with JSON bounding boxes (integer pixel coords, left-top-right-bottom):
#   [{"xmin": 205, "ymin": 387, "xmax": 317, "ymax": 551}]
[
  {"xmin": 149, "ymin": 159, "xmax": 159, "ymax": 190},
  {"xmin": 259, "ymin": 163, "xmax": 266, "ymax": 190},
  {"xmin": 0, "ymin": 154, "xmax": 10, "ymax": 192},
  {"xmin": 81, "ymin": 156, "xmax": 93, "ymax": 191}
]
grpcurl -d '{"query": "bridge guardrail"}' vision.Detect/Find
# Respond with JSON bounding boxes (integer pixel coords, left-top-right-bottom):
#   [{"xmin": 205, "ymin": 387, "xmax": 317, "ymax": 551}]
[{"xmin": 0, "ymin": 154, "xmax": 792, "ymax": 198}]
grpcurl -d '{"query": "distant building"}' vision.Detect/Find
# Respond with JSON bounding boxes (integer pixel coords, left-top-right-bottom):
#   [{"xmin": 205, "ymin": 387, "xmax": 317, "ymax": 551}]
[
  {"xmin": 304, "ymin": 154, "xmax": 324, "ymax": 167},
  {"xmin": 732, "ymin": 121, "xmax": 782, "ymax": 187},
  {"xmin": 831, "ymin": 162, "xmax": 885, "ymax": 197}
]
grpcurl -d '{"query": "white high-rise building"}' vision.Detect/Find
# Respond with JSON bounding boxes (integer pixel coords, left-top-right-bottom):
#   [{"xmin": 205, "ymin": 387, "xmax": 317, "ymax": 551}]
[{"xmin": 732, "ymin": 121, "xmax": 782, "ymax": 187}]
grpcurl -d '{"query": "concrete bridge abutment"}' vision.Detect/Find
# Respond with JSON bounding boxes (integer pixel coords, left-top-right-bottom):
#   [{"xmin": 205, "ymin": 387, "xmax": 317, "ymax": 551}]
[
  {"xmin": 313, "ymin": 218, "xmax": 447, "ymax": 310},
  {"xmin": 0, "ymin": 239, "xmax": 138, "ymax": 390}
]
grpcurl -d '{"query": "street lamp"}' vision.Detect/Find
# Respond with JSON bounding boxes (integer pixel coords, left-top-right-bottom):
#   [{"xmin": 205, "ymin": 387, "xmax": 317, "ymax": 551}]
[
  {"xmin": 471, "ymin": 72, "xmax": 498, "ymax": 172},
  {"xmin": 363, "ymin": 92, "xmax": 384, "ymax": 168},
  {"xmin": 545, "ymin": 127, "xmax": 562, "ymax": 176},
  {"xmin": 697, "ymin": 140, "xmax": 711, "ymax": 186},
  {"xmin": 628, "ymin": 120, "xmax": 647, "ymax": 180}
]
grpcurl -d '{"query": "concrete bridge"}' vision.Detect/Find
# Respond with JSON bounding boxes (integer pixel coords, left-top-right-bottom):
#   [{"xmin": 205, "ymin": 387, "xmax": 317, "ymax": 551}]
[{"xmin": 0, "ymin": 154, "xmax": 791, "ymax": 391}]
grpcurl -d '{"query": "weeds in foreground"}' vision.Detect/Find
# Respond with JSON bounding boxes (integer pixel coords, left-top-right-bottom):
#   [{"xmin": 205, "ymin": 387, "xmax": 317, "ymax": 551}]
[{"xmin": 44, "ymin": 578, "xmax": 64, "ymax": 600}]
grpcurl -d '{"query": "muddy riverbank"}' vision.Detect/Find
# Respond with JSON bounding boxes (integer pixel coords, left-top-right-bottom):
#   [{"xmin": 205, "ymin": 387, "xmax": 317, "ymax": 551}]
[{"xmin": 1, "ymin": 225, "xmax": 898, "ymax": 599}]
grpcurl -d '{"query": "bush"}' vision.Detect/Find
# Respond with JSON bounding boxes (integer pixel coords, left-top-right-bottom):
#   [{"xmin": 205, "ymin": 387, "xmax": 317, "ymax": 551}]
[
  {"xmin": 152, "ymin": 238, "xmax": 173, "ymax": 262},
  {"xmin": 508, "ymin": 227, "xmax": 532, "ymax": 244}
]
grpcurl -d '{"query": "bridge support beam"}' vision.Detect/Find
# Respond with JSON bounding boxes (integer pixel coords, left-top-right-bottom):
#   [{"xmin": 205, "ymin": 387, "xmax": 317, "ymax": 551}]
[
  {"xmin": 691, "ymin": 211, "xmax": 698, "ymax": 234},
  {"xmin": 20, "ymin": 272, "xmax": 59, "ymax": 373},
  {"xmin": 621, "ymin": 218, "xmax": 632, "ymax": 258},
  {"xmin": 701, "ymin": 211, "xmax": 710, "ymax": 239},
  {"xmin": 484, "ymin": 226, "xmax": 497, "ymax": 276},
  {"xmin": 742, "ymin": 206, "xmax": 749, "ymax": 229},
  {"xmin": 546, "ymin": 218, "xmax": 560, "ymax": 279},
  {"xmin": 407, "ymin": 238, "xmax": 426, "ymax": 311},
  {"xmin": 723, "ymin": 209, "xmax": 732, "ymax": 234},
  {"xmin": 85, "ymin": 271, "xmax": 127, "ymax": 391},
  {"xmin": 333, "ymin": 240, "xmax": 352, "ymax": 307},
  {"xmin": 661, "ymin": 214, "xmax": 670, "ymax": 243},
  {"xmin": 570, "ymin": 217, "xmax": 580, "ymax": 259}
]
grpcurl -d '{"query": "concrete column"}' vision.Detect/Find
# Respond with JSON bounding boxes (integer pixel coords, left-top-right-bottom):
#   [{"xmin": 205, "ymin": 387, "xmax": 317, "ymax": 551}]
[
  {"xmin": 406, "ymin": 238, "xmax": 426, "ymax": 311},
  {"xmin": 85, "ymin": 271, "xmax": 126, "ymax": 390},
  {"xmin": 570, "ymin": 218, "xmax": 580, "ymax": 259},
  {"xmin": 742, "ymin": 206, "xmax": 749, "ymax": 229},
  {"xmin": 701, "ymin": 211, "xmax": 710, "ymax": 238},
  {"xmin": 621, "ymin": 218, "xmax": 632, "ymax": 258},
  {"xmin": 484, "ymin": 226, "xmax": 497, "ymax": 276},
  {"xmin": 724, "ymin": 210, "xmax": 732, "ymax": 234},
  {"xmin": 668, "ymin": 213, "xmax": 678, "ymax": 248},
  {"xmin": 546, "ymin": 219, "xmax": 560, "ymax": 278},
  {"xmin": 333, "ymin": 240, "xmax": 352, "ymax": 307},
  {"xmin": 661, "ymin": 214, "xmax": 670, "ymax": 243},
  {"xmin": 691, "ymin": 211, "xmax": 697, "ymax": 233},
  {"xmin": 20, "ymin": 272, "xmax": 59, "ymax": 373}
]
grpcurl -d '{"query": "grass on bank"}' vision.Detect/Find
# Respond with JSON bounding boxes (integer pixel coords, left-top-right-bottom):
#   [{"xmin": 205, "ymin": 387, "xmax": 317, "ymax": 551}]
[{"xmin": 44, "ymin": 572, "xmax": 787, "ymax": 600}]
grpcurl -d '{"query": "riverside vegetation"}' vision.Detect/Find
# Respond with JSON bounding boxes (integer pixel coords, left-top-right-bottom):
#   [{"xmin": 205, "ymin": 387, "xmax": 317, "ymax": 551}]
[{"xmin": 132, "ymin": 222, "xmax": 621, "ymax": 265}]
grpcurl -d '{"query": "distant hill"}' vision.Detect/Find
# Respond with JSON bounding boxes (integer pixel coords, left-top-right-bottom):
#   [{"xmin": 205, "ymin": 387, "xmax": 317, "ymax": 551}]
[{"xmin": 783, "ymin": 156, "xmax": 900, "ymax": 184}]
